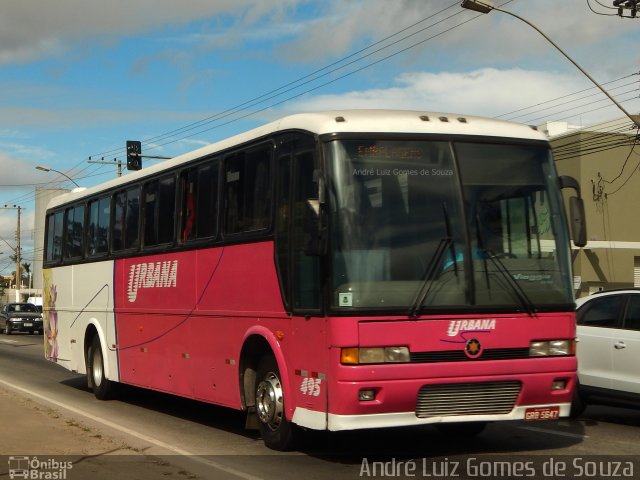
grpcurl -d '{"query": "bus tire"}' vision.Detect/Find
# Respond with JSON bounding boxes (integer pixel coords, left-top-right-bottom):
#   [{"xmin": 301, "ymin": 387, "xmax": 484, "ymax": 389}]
[
  {"xmin": 255, "ymin": 355, "xmax": 296, "ymax": 451},
  {"xmin": 88, "ymin": 336, "xmax": 116, "ymax": 400}
]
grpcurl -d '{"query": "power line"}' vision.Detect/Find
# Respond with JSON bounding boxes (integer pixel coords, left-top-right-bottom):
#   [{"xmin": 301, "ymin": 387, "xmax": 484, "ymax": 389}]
[
  {"xmin": 88, "ymin": 1, "xmax": 512, "ymax": 162},
  {"xmin": 500, "ymin": 76, "xmax": 639, "ymax": 122},
  {"xmin": 586, "ymin": 0, "xmax": 619, "ymax": 15}
]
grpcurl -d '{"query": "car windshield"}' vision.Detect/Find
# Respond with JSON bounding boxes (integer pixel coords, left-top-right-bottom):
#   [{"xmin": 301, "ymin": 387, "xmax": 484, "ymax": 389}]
[
  {"xmin": 8, "ymin": 304, "xmax": 37, "ymax": 313},
  {"xmin": 326, "ymin": 138, "xmax": 574, "ymax": 313}
]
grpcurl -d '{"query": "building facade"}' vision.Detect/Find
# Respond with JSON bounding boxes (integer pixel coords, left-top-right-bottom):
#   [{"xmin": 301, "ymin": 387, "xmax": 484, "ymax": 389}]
[{"xmin": 548, "ymin": 118, "xmax": 640, "ymax": 297}]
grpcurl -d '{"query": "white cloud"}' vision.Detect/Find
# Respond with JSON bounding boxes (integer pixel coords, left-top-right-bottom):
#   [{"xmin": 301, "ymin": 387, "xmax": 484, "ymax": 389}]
[
  {"xmin": 0, "ymin": 152, "xmax": 49, "ymax": 187},
  {"xmin": 286, "ymin": 67, "xmax": 639, "ymax": 126},
  {"xmin": 0, "ymin": 0, "xmax": 306, "ymax": 64}
]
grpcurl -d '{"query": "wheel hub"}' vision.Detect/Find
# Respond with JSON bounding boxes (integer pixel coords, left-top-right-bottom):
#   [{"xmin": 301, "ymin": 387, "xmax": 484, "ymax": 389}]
[
  {"xmin": 92, "ymin": 347, "xmax": 103, "ymax": 387},
  {"xmin": 256, "ymin": 372, "xmax": 284, "ymax": 430}
]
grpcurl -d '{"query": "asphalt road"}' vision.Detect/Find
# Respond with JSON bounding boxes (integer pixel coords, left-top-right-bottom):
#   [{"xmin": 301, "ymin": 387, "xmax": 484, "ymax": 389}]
[{"xmin": 1, "ymin": 335, "xmax": 639, "ymax": 480}]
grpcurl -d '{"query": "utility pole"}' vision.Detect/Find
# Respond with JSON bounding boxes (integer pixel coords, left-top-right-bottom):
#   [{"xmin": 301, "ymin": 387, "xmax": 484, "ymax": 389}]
[
  {"xmin": 88, "ymin": 157, "xmax": 123, "ymax": 178},
  {"xmin": 16, "ymin": 206, "xmax": 20, "ymax": 292},
  {"xmin": 461, "ymin": 0, "xmax": 640, "ymax": 128},
  {"xmin": 1, "ymin": 204, "xmax": 21, "ymax": 299}
]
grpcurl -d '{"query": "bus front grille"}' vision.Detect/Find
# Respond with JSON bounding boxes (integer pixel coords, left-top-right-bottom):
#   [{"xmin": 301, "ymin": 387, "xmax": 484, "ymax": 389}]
[
  {"xmin": 410, "ymin": 348, "xmax": 531, "ymax": 363},
  {"xmin": 415, "ymin": 381, "xmax": 521, "ymax": 418}
]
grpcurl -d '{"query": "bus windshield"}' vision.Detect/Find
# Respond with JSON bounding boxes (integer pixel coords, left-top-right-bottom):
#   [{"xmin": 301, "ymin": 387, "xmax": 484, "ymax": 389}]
[{"xmin": 326, "ymin": 138, "xmax": 574, "ymax": 313}]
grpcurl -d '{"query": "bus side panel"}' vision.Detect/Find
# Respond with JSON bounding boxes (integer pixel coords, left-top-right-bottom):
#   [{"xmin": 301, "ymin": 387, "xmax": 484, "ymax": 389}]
[
  {"xmin": 194, "ymin": 242, "xmax": 287, "ymax": 315},
  {"xmin": 288, "ymin": 315, "xmax": 329, "ymax": 429},
  {"xmin": 44, "ymin": 262, "xmax": 117, "ymax": 380},
  {"xmin": 114, "ymin": 242, "xmax": 289, "ymax": 409},
  {"xmin": 192, "ymin": 243, "xmax": 289, "ymax": 408},
  {"xmin": 114, "ymin": 251, "xmax": 197, "ymax": 395}
]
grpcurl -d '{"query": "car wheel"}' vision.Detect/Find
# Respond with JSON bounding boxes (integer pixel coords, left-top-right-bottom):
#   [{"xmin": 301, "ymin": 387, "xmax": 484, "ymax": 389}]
[
  {"xmin": 255, "ymin": 355, "xmax": 296, "ymax": 451},
  {"xmin": 87, "ymin": 336, "xmax": 116, "ymax": 400},
  {"xmin": 4, "ymin": 323, "xmax": 11, "ymax": 335}
]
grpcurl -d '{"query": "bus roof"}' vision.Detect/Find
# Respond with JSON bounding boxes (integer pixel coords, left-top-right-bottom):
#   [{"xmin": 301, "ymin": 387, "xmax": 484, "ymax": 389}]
[{"xmin": 46, "ymin": 109, "xmax": 547, "ymax": 209}]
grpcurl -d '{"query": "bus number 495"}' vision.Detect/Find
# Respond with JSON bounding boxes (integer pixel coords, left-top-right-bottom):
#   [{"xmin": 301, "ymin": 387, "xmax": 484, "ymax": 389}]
[{"xmin": 300, "ymin": 378, "xmax": 322, "ymax": 397}]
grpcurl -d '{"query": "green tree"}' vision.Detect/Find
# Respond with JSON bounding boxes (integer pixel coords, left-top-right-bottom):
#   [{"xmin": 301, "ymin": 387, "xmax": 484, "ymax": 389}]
[{"xmin": 21, "ymin": 262, "xmax": 31, "ymax": 287}]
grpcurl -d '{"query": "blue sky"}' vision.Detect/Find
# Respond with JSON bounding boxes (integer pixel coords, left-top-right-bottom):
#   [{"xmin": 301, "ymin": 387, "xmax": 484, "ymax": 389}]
[{"xmin": 1, "ymin": 0, "xmax": 639, "ymax": 277}]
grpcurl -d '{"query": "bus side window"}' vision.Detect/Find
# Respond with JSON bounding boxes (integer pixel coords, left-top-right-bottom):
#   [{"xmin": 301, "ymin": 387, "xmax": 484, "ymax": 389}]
[
  {"xmin": 292, "ymin": 151, "xmax": 320, "ymax": 310},
  {"xmin": 144, "ymin": 179, "xmax": 159, "ymax": 246},
  {"xmin": 181, "ymin": 169, "xmax": 197, "ymax": 242},
  {"xmin": 275, "ymin": 154, "xmax": 292, "ymax": 309},
  {"xmin": 180, "ymin": 161, "xmax": 218, "ymax": 242},
  {"xmin": 113, "ymin": 187, "xmax": 140, "ymax": 251},
  {"xmin": 144, "ymin": 175, "xmax": 176, "ymax": 247},
  {"xmin": 224, "ymin": 145, "xmax": 272, "ymax": 234},
  {"xmin": 196, "ymin": 162, "xmax": 218, "ymax": 238},
  {"xmin": 64, "ymin": 205, "xmax": 85, "ymax": 260},
  {"xmin": 125, "ymin": 187, "xmax": 140, "ymax": 250},
  {"xmin": 113, "ymin": 191, "xmax": 126, "ymax": 251},
  {"xmin": 98, "ymin": 196, "xmax": 111, "ymax": 253},
  {"xmin": 87, "ymin": 196, "xmax": 110, "ymax": 256},
  {"xmin": 45, "ymin": 211, "xmax": 64, "ymax": 263}
]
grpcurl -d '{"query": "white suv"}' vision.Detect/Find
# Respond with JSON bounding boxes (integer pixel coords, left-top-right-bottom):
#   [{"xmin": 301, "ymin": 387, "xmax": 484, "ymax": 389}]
[{"xmin": 573, "ymin": 289, "xmax": 640, "ymax": 414}]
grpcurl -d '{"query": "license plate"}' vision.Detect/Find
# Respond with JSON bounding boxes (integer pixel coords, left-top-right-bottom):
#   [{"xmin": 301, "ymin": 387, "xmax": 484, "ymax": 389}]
[
  {"xmin": 23, "ymin": 323, "xmax": 33, "ymax": 327},
  {"xmin": 525, "ymin": 406, "xmax": 560, "ymax": 420}
]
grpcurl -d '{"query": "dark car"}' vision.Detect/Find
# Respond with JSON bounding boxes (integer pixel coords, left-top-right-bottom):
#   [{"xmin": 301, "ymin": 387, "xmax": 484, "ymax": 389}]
[{"xmin": 0, "ymin": 303, "xmax": 43, "ymax": 335}]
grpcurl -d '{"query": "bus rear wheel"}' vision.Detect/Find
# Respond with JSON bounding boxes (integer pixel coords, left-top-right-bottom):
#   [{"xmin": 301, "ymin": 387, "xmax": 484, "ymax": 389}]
[
  {"xmin": 87, "ymin": 336, "xmax": 116, "ymax": 400},
  {"xmin": 255, "ymin": 355, "xmax": 296, "ymax": 451}
]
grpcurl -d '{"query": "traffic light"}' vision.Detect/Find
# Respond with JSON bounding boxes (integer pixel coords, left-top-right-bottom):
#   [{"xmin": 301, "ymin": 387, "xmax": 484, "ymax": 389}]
[{"xmin": 126, "ymin": 140, "xmax": 142, "ymax": 171}]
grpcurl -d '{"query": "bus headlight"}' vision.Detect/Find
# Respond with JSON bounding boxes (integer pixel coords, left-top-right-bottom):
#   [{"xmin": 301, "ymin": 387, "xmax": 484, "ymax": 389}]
[
  {"xmin": 529, "ymin": 339, "xmax": 574, "ymax": 356},
  {"xmin": 341, "ymin": 347, "xmax": 410, "ymax": 365}
]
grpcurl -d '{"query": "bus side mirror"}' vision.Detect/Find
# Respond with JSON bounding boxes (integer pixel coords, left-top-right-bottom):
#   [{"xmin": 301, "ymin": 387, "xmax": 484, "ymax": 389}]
[
  {"xmin": 569, "ymin": 196, "xmax": 587, "ymax": 248},
  {"xmin": 304, "ymin": 199, "xmax": 327, "ymax": 256},
  {"xmin": 558, "ymin": 175, "xmax": 587, "ymax": 248}
]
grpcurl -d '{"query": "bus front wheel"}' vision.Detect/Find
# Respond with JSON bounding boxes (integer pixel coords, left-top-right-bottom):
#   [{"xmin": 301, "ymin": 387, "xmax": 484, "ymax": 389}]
[
  {"xmin": 255, "ymin": 355, "xmax": 296, "ymax": 451},
  {"xmin": 87, "ymin": 336, "xmax": 116, "ymax": 400}
]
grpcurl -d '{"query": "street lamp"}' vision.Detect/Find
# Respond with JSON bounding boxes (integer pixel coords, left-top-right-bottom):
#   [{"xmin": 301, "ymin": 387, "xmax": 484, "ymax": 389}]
[
  {"xmin": 461, "ymin": 0, "xmax": 640, "ymax": 128},
  {"xmin": 35, "ymin": 165, "xmax": 81, "ymax": 188}
]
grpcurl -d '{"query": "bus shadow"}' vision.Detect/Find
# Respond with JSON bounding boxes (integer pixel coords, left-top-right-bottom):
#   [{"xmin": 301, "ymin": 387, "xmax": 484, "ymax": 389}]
[
  {"xmin": 580, "ymin": 405, "xmax": 640, "ymax": 428},
  {"xmin": 59, "ymin": 378, "xmax": 252, "ymax": 438},
  {"xmin": 59, "ymin": 376, "xmax": 588, "ymax": 459},
  {"xmin": 304, "ymin": 423, "xmax": 586, "ymax": 461}
]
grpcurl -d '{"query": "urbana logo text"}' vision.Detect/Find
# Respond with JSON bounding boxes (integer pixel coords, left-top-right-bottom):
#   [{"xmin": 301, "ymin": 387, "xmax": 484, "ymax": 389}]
[
  {"xmin": 127, "ymin": 260, "xmax": 178, "ymax": 302},
  {"xmin": 446, "ymin": 319, "xmax": 496, "ymax": 337}
]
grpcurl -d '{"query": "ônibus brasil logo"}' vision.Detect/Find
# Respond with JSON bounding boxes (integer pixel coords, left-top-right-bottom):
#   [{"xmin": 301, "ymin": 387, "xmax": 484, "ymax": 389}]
[{"xmin": 127, "ymin": 260, "xmax": 178, "ymax": 303}]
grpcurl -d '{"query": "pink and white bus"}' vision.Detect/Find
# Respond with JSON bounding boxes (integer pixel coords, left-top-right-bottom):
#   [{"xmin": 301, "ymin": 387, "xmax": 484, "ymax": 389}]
[{"xmin": 43, "ymin": 110, "xmax": 586, "ymax": 450}]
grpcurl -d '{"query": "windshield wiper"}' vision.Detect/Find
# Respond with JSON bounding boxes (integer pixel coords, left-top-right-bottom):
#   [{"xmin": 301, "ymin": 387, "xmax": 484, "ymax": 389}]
[
  {"xmin": 473, "ymin": 208, "xmax": 536, "ymax": 317},
  {"xmin": 408, "ymin": 236, "xmax": 452, "ymax": 318},
  {"xmin": 442, "ymin": 203, "xmax": 459, "ymax": 278},
  {"xmin": 485, "ymin": 248, "xmax": 537, "ymax": 317}
]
